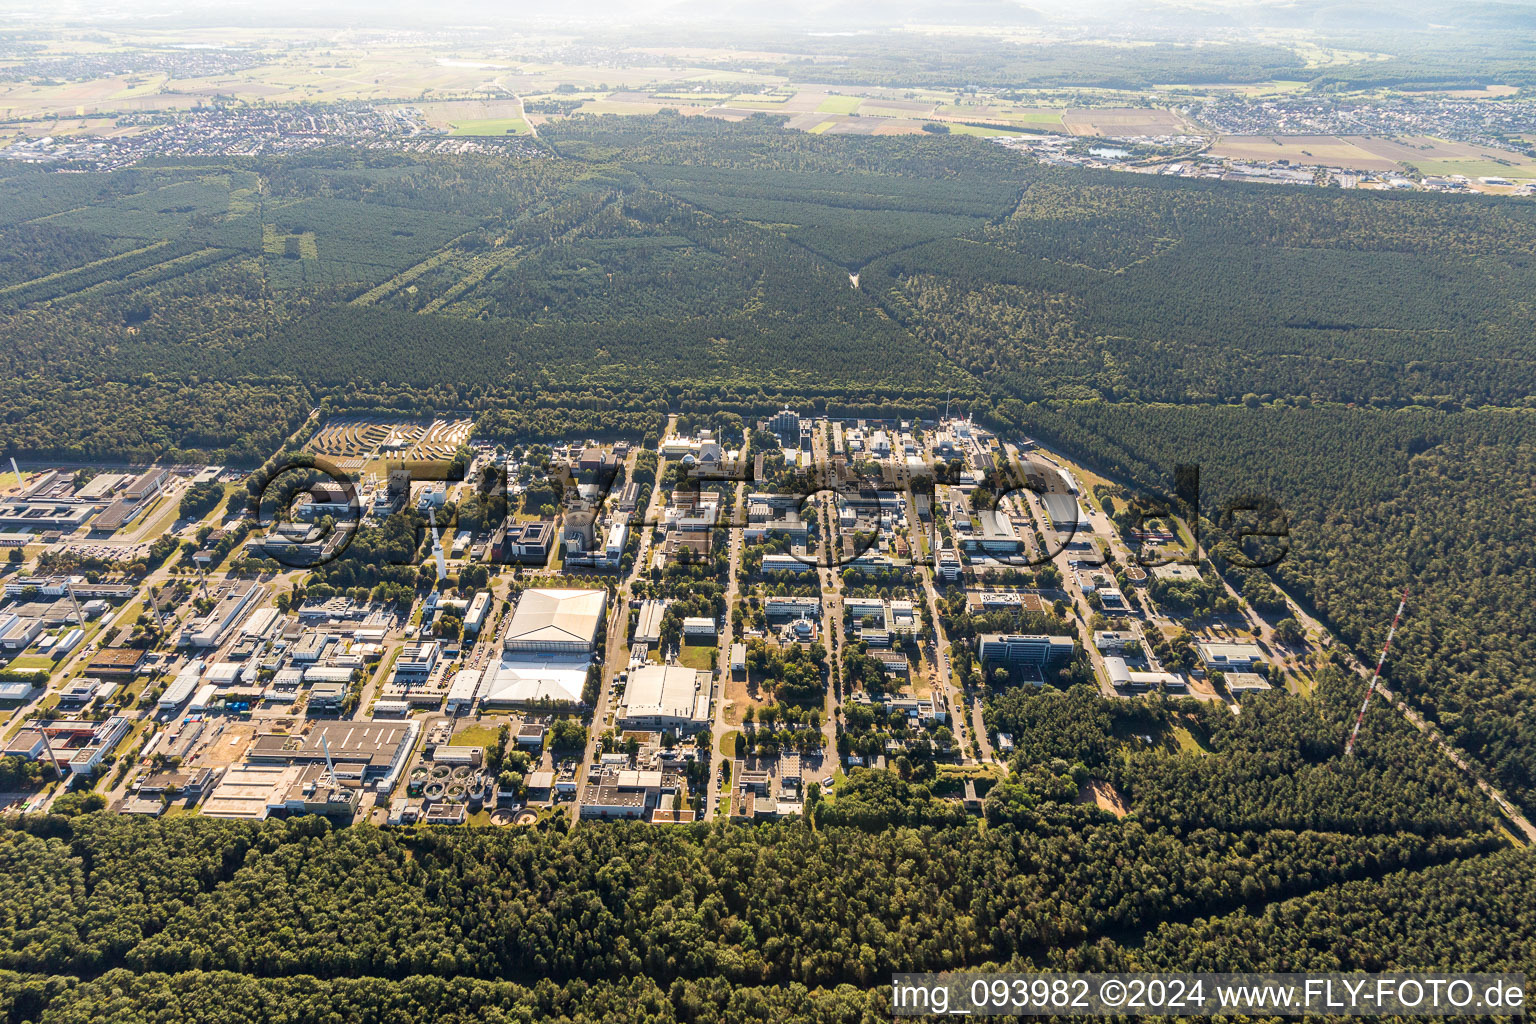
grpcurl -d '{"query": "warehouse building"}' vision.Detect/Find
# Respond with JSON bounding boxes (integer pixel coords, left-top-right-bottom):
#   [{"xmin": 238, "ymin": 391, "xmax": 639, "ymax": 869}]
[
  {"xmin": 501, "ymin": 588, "xmax": 606, "ymax": 655},
  {"xmin": 617, "ymin": 664, "xmax": 709, "ymax": 732}
]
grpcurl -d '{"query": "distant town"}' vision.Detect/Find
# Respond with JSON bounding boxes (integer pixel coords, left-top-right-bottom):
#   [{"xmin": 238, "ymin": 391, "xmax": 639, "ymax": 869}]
[{"xmin": 3, "ymin": 37, "xmax": 1533, "ymax": 196}]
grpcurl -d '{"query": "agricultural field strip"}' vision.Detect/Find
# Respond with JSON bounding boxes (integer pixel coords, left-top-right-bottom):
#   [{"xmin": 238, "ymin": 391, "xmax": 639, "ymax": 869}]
[
  {"xmin": 41, "ymin": 246, "xmax": 238, "ymax": 307},
  {"xmin": 418, "ymin": 246, "xmax": 526, "ymax": 315},
  {"xmin": 350, "ymin": 235, "xmax": 477, "ymax": 306},
  {"xmin": 0, "ymin": 238, "xmax": 173, "ymax": 297}
]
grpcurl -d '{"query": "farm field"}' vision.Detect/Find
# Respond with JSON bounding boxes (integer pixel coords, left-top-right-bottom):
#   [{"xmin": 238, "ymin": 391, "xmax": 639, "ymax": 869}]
[
  {"xmin": 1211, "ymin": 133, "xmax": 1536, "ymax": 176},
  {"xmin": 816, "ymin": 95, "xmax": 863, "ymax": 114},
  {"xmin": 1062, "ymin": 106, "xmax": 1198, "ymax": 135},
  {"xmin": 1351, "ymin": 135, "xmax": 1536, "ymax": 178},
  {"xmin": 411, "ymin": 99, "xmax": 529, "ymax": 134},
  {"xmin": 1210, "ymin": 134, "xmax": 1404, "ymax": 170}
]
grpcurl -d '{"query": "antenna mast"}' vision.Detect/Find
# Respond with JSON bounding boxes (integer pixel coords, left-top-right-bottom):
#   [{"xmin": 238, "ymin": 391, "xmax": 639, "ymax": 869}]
[
  {"xmin": 63, "ymin": 576, "xmax": 86, "ymax": 627},
  {"xmin": 146, "ymin": 584, "xmax": 166, "ymax": 630},
  {"xmin": 1344, "ymin": 586, "xmax": 1410, "ymax": 757}
]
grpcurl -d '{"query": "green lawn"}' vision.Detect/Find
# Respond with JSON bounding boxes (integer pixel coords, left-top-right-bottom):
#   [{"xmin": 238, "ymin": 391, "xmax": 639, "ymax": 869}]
[
  {"xmin": 450, "ymin": 118, "xmax": 530, "ymax": 137},
  {"xmin": 450, "ymin": 724, "xmax": 501, "ymax": 747},
  {"xmin": 719, "ymin": 730, "xmax": 741, "ymax": 759},
  {"xmin": 677, "ymin": 641, "xmax": 715, "ymax": 671}
]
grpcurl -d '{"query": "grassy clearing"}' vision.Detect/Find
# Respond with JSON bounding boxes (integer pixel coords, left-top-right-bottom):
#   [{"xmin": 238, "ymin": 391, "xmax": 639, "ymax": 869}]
[
  {"xmin": 1169, "ymin": 724, "xmax": 1212, "ymax": 755},
  {"xmin": 5, "ymin": 655, "xmax": 55, "ymax": 673}
]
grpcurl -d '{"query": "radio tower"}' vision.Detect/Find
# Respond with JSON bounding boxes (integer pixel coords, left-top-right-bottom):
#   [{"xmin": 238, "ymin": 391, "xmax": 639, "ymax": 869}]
[{"xmin": 1344, "ymin": 586, "xmax": 1410, "ymax": 757}]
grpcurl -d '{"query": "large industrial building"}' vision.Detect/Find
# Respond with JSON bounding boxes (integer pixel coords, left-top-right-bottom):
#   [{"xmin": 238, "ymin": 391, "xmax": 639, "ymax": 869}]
[
  {"xmin": 180, "ymin": 580, "xmax": 260, "ymax": 648},
  {"xmin": 245, "ymin": 720, "xmax": 416, "ymax": 790},
  {"xmin": 617, "ymin": 664, "xmax": 710, "ymax": 731},
  {"xmin": 501, "ymin": 588, "xmax": 606, "ymax": 655},
  {"xmin": 1042, "ymin": 493, "xmax": 1089, "ymax": 532},
  {"xmin": 479, "ymin": 656, "xmax": 591, "ymax": 708},
  {"xmin": 476, "ymin": 588, "xmax": 606, "ymax": 708}
]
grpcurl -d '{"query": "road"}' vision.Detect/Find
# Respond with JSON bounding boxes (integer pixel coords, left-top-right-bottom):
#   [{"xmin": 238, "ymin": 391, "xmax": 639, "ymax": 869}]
[
  {"xmin": 706, "ymin": 473, "xmax": 748, "ymax": 821},
  {"xmin": 574, "ymin": 417, "xmax": 673, "ymax": 822},
  {"xmin": 917, "ymin": 562, "xmax": 985, "ymax": 763}
]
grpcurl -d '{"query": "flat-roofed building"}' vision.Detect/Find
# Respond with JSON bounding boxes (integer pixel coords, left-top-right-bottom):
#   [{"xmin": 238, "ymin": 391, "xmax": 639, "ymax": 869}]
[
  {"xmin": 122, "ymin": 467, "xmax": 169, "ymax": 501},
  {"xmin": 1094, "ymin": 630, "xmax": 1132, "ymax": 654},
  {"xmin": 445, "ymin": 669, "xmax": 483, "ymax": 714},
  {"xmin": 497, "ymin": 521, "xmax": 554, "ymax": 564},
  {"xmin": 463, "ymin": 591, "xmax": 492, "ymax": 636},
  {"xmin": 0, "ymin": 613, "xmax": 43, "ymax": 651},
  {"xmin": 0, "ymin": 503, "xmax": 93, "ymax": 531},
  {"xmin": 1225, "ymin": 672, "xmax": 1273, "ymax": 699},
  {"xmin": 91, "ymin": 498, "xmax": 148, "ymax": 534},
  {"xmin": 502, "ymin": 588, "xmax": 606, "ymax": 655},
  {"xmin": 393, "ymin": 641, "xmax": 440, "ymax": 680},
  {"xmin": 617, "ymin": 664, "xmax": 709, "ymax": 731},
  {"xmin": 84, "ymin": 646, "xmax": 146, "ymax": 677},
  {"xmin": 181, "ymin": 580, "xmax": 260, "ymax": 648},
  {"xmin": 761, "ymin": 554, "xmax": 813, "ymax": 574},
  {"xmin": 247, "ymin": 720, "xmax": 416, "ymax": 788},
  {"xmin": 978, "ymin": 633, "xmax": 1076, "ymax": 669},
  {"xmin": 968, "ymin": 510, "xmax": 1023, "ymax": 554},
  {"xmin": 1197, "ymin": 641, "xmax": 1265, "ymax": 672},
  {"xmin": 682, "ymin": 616, "xmax": 715, "ymax": 638},
  {"xmin": 307, "ymin": 680, "xmax": 349, "ymax": 714},
  {"xmin": 580, "ymin": 765, "xmax": 683, "ymax": 819},
  {"xmin": 635, "ymin": 599, "xmax": 669, "ymax": 645},
  {"xmin": 765, "ymin": 596, "xmax": 821, "ymax": 621}
]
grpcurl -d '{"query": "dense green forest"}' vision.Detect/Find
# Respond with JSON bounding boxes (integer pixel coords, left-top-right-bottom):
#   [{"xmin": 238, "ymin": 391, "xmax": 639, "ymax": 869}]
[
  {"xmin": 0, "ymin": 669, "xmax": 1526, "ymax": 1022},
  {"xmin": 0, "ymin": 673, "xmax": 1527, "ymax": 1021}
]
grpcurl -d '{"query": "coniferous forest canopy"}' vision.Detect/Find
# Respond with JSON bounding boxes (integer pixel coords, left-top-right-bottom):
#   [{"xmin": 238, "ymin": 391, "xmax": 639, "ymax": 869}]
[{"xmin": 2, "ymin": 109, "xmax": 1536, "ymax": 1021}]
